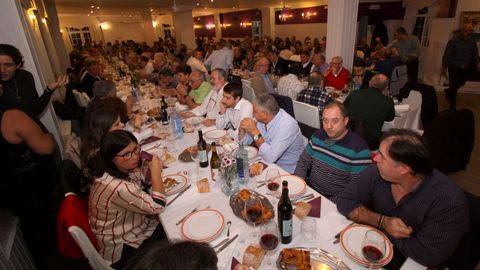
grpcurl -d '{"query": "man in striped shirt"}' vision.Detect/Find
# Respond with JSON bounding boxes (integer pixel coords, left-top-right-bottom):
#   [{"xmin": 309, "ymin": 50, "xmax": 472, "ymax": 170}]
[
  {"xmin": 337, "ymin": 129, "xmax": 469, "ymax": 267},
  {"xmin": 294, "ymin": 102, "xmax": 372, "ymax": 203}
]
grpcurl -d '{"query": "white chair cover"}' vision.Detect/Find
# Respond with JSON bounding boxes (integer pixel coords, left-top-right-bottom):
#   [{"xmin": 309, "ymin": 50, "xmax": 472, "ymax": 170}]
[
  {"xmin": 72, "ymin": 90, "xmax": 89, "ymax": 107},
  {"xmin": 292, "ymin": 100, "xmax": 320, "ymax": 128},
  {"xmin": 68, "ymin": 226, "xmax": 114, "ymax": 270},
  {"xmin": 403, "ymin": 91, "xmax": 422, "ymax": 130}
]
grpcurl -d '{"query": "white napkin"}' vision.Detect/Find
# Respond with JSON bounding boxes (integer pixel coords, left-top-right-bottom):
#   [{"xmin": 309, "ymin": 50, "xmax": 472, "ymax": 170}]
[
  {"xmin": 394, "ymin": 104, "xmax": 410, "ymax": 113},
  {"xmin": 215, "ymin": 225, "xmax": 245, "ymax": 269},
  {"xmin": 175, "ymin": 102, "xmax": 189, "ymax": 112},
  {"xmin": 317, "ymin": 211, "xmax": 352, "ymax": 241},
  {"xmin": 132, "ymin": 128, "xmax": 154, "ymax": 142}
]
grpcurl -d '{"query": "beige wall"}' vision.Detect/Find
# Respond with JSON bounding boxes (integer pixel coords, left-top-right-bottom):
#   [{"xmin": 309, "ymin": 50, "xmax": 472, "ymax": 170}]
[{"xmin": 275, "ymin": 23, "xmax": 327, "ymax": 41}]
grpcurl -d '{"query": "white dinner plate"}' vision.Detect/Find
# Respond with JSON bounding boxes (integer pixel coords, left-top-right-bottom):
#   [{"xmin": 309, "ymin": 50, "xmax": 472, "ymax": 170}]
[
  {"xmin": 204, "ymin": 129, "xmax": 228, "ymax": 140},
  {"xmin": 273, "ymin": 174, "xmax": 307, "ymax": 198},
  {"xmin": 339, "ymin": 224, "xmax": 393, "ymax": 268},
  {"xmin": 232, "ymin": 146, "xmax": 258, "ymax": 160},
  {"xmin": 162, "ymin": 174, "xmax": 189, "ymax": 196},
  {"xmin": 184, "ymin": 116, "xmax": 205, "ymax": 126},
  {"xmin": 180, "ymin": 209, "xmax": 225, "ymax": 242}
]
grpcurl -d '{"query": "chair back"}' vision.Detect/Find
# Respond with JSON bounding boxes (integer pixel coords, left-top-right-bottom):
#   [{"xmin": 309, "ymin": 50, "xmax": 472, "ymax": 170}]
[
  {"xmin": 271, "ymin": 93, "xmax": 295, "ymax": 118},
  {"xmin": 57, "ymin": 193, "xmax": 113, "ymax": 269},
  {"xmin": 72, "ymin": 90, "xmax": 89, "ymax": 107},
  {"xmin": 69, "ymin": 226, "xmax": 113, "ymax": 270},
  {"xmin": 292, "ymin": 100, "xmax": 320, "ymax": 128},
  {"xmin": 242, "ymin": 82, "xmax": 256, "ymax": 102},
  {"xmin": 402, "ymin": 91, "xmax": 422, "ymax": 130},
  {"xmin": 389, "ymin": 65, "xmax": 408, "ymax": 96}
]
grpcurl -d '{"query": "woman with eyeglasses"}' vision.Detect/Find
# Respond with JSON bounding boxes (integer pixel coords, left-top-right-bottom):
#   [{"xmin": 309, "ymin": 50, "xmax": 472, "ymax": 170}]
[{"xmin": 89, "ymin": 130, "xmax": 167, "ymax": 269}]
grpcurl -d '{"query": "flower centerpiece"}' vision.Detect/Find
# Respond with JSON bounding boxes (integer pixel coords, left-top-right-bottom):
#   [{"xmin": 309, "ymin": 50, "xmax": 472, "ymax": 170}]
[{"xmin": 220, "ymin": 155, "xmax": 239, "ymax": 196}]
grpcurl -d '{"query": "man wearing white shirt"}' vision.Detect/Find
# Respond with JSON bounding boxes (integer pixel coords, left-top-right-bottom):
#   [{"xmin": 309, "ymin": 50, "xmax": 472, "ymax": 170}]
[
  {"xmin": 216, "ymin": 82, "xmax": 253, "ymax": 138},
  {"xmin": 182, "ymin": 68, "xmax": 228, "ymax": 126},
  {"xmin": 186, "ymin": 49, "xmax": 208, "ymax": 74},
  {"xmin": 204, "ymin": 40, "xmax": 233, "ymax": 72}
]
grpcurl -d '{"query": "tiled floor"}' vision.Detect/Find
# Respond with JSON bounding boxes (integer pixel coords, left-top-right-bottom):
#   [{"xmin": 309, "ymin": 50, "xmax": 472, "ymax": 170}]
[{"xmin": 436, "ymin": 91, "xmax": 480, "ymax": 197}]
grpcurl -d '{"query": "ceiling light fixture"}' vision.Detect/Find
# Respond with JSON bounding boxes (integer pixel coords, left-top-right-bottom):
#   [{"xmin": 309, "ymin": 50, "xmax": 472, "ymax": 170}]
[
  {"xmin": 196, "ymin": 2, "xmax": 200, "ymax": 6},
  {"xmin": 150, "ymin": 8, "xmax": 154, "ymax": 12},
  {"xmin": 96, "ymin": 6, "xmax": 100, "ymax": 9},
  {"xmin": 91, "ymin": 5, "xmax": 94, "ymax": 8},
  {"xmin": 278, "ymin": 1, "xmax": 291, "ymax": 22}
]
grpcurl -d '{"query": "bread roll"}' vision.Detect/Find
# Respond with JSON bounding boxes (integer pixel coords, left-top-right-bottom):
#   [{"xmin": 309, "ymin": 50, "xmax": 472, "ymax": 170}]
[
  {"xmin": 242, "ymin": 244, "xmax": 265, "ymax": 269},
  {"xmin": 294, "ymin": 202, "xmax": 312, "ymax": 220}
]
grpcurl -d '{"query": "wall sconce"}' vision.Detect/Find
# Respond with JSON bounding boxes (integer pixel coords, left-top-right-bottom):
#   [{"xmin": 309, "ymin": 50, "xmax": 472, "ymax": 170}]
[
  {"xmin": 220, "ymin": 23, "xmax": 231, "ymax": 29},
  {"xmin": 152, "ymin": 21, "xmax": 157, "ymax": 28},
  {"xmin": 301, "ymin": 11, "xmax": 317, "ymax": 20},
  {"xmin": 278, "ymin": 13, "xmax": 292, "ymax": 22},
  {"xmin": 240, "ymin": 22, "xmax": 252, "ymax": 28},
  {"xmin": 194, "ymin": 24, "xmax": 202, "ymax": 29},
  {"xmin": 206, "ymin": 23, "xmax": 215, "ymax": 29}
]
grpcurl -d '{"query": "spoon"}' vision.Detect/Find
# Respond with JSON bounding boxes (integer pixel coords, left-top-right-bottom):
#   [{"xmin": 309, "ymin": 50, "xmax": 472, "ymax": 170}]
[{"xmin": 226, "ymin": 221, "xmax": 232, "ymax": 237}]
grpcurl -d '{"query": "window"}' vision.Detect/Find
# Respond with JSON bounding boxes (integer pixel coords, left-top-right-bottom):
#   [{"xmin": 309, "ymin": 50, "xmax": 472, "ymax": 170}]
[
  {"xmin": 412, "ymin": 8, "xmax": 430, "ymax": 47},
  {"xmin": 67, "ymin": 26, "xmax": 93, "ymax": 46},
  {"xmin": 163, "ymin": 24, "xmax": 173, "ymax": 39}
]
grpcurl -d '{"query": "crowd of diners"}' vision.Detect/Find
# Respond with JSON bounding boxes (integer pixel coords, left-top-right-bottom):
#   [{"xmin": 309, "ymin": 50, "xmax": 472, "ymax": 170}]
[{"xmin": 0, "ymin": 21, "xmax": 478, "ymax": 270}]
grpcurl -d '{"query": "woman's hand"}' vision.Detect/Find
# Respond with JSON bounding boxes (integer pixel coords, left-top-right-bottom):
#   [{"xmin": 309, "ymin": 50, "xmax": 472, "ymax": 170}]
[{"xmin": 149, "ymin": 155, "xmax": 164, "ymax": 182}]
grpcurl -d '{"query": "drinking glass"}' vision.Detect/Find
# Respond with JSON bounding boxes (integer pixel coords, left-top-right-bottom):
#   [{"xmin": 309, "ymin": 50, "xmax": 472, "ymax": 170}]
[
  {"xmin": 301, "ymin": 217, "xmax": 317, "ymax": 242},
  {"xmin": 244, "ymin": 193, "xmax": 263, "ymax": 240},
  {"xmin": 259, "ymin": 221, "xmax": 280, "ymax": 266},
  {"xmin": 265, "ymin": 168, "xmax": 280, "ymax": 204},
  {"xmin": 361, "ymin": 230, "xmax": 386, "ymax": 269}
]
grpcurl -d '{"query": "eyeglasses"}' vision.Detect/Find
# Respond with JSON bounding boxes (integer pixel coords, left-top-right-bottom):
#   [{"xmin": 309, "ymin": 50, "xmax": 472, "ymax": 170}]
[{"xmin": 116, "ymin": 145, "xmax": 141, "ymax": 160}]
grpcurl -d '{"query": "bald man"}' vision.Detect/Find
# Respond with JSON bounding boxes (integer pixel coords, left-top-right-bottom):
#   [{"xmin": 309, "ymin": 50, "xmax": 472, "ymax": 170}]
[{"xmin": 250, "ymin": 57, "xmax": 275, "ymax": 97}]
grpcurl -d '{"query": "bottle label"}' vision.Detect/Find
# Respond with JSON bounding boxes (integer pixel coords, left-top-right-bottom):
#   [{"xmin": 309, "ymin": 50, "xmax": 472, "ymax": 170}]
[
  {"xmin": 198, "ymin": 150, "xmax": 208, "ymax": 163},
  {"xmin": 236, "ymin": 158, "xmax": 244, "ymax": 178},
  {"xmin": 282, "ymin": 218, "xmax": 292, "ymax": 237}
]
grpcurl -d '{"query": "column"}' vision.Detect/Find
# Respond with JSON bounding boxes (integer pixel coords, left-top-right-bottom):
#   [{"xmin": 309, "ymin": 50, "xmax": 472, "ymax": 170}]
[
  {"xmin": 325, "ymin": 0, "xmax": 359, "ymax": 70},
  {"xmin": 172, "ymin": 10, "xmax": 196, "ymax": 49},
  {"xmin": 213, "ymin": 13, "xmax": 222, "ymax": 40},
  {"xmin": 260, "ymin": 7, "xmax": 275, "ymax": 39},
  {"xmin": 139, "ymin": 8, "xmax": 157, "ymax": 46},
  {"xmin": 44, "ymin": 0, "xmax": 70, "ymax": 71},
  {"xmin": 0, "ymin": 0, "xmax": 63, "ymax": 148}
]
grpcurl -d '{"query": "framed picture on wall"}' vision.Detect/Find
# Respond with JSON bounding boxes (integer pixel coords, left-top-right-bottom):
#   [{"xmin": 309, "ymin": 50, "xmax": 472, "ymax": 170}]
[{"xmin": 460, "ymin": 11, "xmax": 480, "ymax": 41}]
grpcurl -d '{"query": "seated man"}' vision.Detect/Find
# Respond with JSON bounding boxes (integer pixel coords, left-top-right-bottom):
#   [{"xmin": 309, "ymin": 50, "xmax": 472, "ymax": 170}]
[
  {"xmin": 294, "ymin": 102, "xmax": 371, "ymax": 203},
  {"xmin": 181, "ymin": 68, "xmax": 228, "ymax": 126},
  {"xmin": 267, "ymin": 47, "xmax": 289, "ymax": 76},
  {"xmin": 310, "ymin": 53, "xmax": 329, "ymax": 75},
  {"xmin": 239, "ymin": 94, "xmax": 304, "ymax": 173},
  {"xmin": 344, "ymin": 73, "xmax": 394, "ymax": 149},
  {"xmin": 186, "ymin": 49, "xmax": 208, "ymax": 74},
  {"xmin": 250, "ymin": 57, "xmax": 275, "ymax": 97},
  {"xmin": 79, "ymin": 58, "xmax": 102, "ymax": 98},
  {"xmin": 337, "ymin": 129, "xmax": 469, "ymax": 267},
  {"xmin": 299, "ymin": 50, "xmax": 313, "ymax": 78},
  {"xmin": 325, "ymin": 56, "xmax": 350, "ymax": 91},
  {"xmin": 216, "ymin": 82, "xmax": 253, "ymax": 139},
  {"xmin": 137, "ymin": 55, "xmax": 154, "ymax": 78},
  {"xmin": 276, "ymin": 65, "xmax": 304, "ymax": 100},
  {"xmin": 158, "ymin": 68, "xmax": 177, "ymax": 89},
  {"xmin": 177, "ymin": 70, "xmax": 212, "ymax": 109},
  {"xmin": 297, "ymin": 71, "xmax": 333, "ymax": 115}
]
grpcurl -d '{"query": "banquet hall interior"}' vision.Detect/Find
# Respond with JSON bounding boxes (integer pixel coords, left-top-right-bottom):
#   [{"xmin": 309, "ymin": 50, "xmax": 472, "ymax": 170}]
[{"xmin": 1, "ymin": 0, "xmax": 479, "ymax": 269}]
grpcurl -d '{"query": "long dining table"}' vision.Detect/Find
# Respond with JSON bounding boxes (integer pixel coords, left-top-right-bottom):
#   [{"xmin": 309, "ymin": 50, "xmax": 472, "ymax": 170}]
[{"xmin": 112, "ymin": 65, "xmax": 424, "ymax": 270}]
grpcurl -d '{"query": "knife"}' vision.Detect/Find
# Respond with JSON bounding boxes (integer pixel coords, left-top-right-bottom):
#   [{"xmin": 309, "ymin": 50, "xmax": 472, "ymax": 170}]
[
  {"xmin": 166, "ymin": 185, "xmax": 191, "ymax": 206},
  {"xmin": 216, "ymin": 234, "xmax": 239, "ymax": 254},
  {"xmin": 212, "ymin": 237, "xmax": 230, "ymax": 249}
]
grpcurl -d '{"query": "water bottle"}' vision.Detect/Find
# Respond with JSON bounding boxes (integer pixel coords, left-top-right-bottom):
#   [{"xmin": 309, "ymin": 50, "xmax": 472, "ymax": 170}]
[
  {"xmin": 171, "ymin": 108, "xmax": 184, "ymax": 139},
  {"xmin": 353, "ymin": 82, "xmax": 361, "ymax": 91},
  {"xmin": 131, "ymin": 81, "xmax": 138, "ymax": 98},
  {"xmin": 235, "ymin": 142, "xmax": 249, "ymax": 186}
]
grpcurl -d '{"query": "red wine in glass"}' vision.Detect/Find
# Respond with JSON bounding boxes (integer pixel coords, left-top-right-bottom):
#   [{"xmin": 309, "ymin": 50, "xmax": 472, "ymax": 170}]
[
  {"xmin": 260, "ymin": 234, "xmax": 279, "ymax": 251},
  {"xmin": 267, "ymin": 182, "xmax": 280, "ymax": 192},
  {"xmin": 246, "ymin": 206, "xmax": 263, "ymax": 224},
  {"xmin": 362, "ymin": 245, "xmax": 384, "ymax": 262}
]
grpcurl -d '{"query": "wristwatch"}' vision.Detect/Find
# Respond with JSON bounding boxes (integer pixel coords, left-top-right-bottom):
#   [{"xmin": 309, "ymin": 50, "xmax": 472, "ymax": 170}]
[{"xmin": 253, "ymin": 133, "xmax": 262, "ymax": 141}]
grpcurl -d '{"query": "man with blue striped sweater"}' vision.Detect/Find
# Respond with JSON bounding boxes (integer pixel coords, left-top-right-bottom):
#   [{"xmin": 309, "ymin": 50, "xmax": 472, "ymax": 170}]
[{"xmin": 294, "ymin": 102, "xmax": 372, "ymax": 203}]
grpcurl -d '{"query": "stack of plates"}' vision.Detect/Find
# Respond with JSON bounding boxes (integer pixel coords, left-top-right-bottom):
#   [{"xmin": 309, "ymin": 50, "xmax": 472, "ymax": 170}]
[
  {"xmin": 204, "ymin": 129, "xmax": 228, "ymax": 141},
  {"xmin": 339, "ymin": 224, "xmax": 393, "ymax": 268},
  {"xmin": 273, "ymin": 175, "xmax": 307, "ymax": 198},
  {"xmin": 180, "ymin": 209, "xmax": 225, "ymax": 242},
  {"xmin": 162, "ymin": 174, "xmax": 189, "ymax": 196}
]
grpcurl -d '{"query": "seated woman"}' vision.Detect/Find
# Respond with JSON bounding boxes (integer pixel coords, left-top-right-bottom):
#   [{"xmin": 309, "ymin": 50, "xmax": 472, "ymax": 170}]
[
  {"xmin": 0, "ymin": 85, "xmax": 57, "ymax": 269},
  {"xmin": 80, "ymin": 108, "xmax": 124, "ymax": 195},
  {"xmin": 89, "ymin": 130, "xmax": 167, "ymax": 269}
]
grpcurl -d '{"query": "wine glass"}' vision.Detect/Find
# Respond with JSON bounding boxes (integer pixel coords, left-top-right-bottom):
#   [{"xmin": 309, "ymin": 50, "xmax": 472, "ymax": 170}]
[
  {"xmin": 259, "ymin": 221, "xmax": 280, "ymax": 266},
  {"xmin": 244, "ymin": 193, "xmax": 263, "ymax": 240},
  {"xmin": 265, "ymin": 168, "xmax": 280, "ymax": 204},
  {"xmin": 361, "ymin": 230, "xmax": 386, "ymax": 269}
]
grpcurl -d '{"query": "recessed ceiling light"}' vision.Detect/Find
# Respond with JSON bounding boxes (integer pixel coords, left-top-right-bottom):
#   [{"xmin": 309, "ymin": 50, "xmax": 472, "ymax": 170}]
[
  {"xmin": 91, "ymin": 5, "xmax": 94, "ymax": 8},
  {"xmin": 232, "ymin": 6, "xmax": 235, "ymax": 9},
  {"xmin": 87, "ymin": 14, "xmax": 90, "ymax": 16},
  {"xmin": 150, "ymin": 8, "xmax": 154, "ymax": 12},
  {"xmin": 96, "ymin": 6, "xmax": 100, "ymax": 9},
  {"xmin": 129, "ymin": 14, "xmax": 132, "ymax": 17},
  {"xmin": 90, "ymin": 10, "xmax": 94, "ymax": 13},
  {"xmin": 196, "ymin": 2, "xmax": 199, "ymax": 5},
  {"xmin": 210, "ymin": 0, "xmax": 214, "ymax": 2}
]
